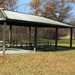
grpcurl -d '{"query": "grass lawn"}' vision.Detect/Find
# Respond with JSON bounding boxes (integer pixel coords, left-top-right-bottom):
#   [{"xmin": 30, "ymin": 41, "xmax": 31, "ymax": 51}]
[
  {"xmin": 0, "ymin": 50, "xmax": 75, "ymax": 75},
  {"xmin": 49, "ymin": 39, "xmax": 75, "ymax": 47}
]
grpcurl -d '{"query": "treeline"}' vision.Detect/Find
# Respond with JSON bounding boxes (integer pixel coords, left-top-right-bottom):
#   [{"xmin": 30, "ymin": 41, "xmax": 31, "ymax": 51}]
[{"xmin": 0, "ymin": 0, "xmax": 75, "ymax": 41}]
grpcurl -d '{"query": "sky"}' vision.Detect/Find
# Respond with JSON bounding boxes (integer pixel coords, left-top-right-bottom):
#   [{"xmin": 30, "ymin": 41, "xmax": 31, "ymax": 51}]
[
  {"xmin": 18, "ymin": 0, "xmax": 31, "ymax": 13},
  {"xmin": 17, "ymin": 0, "xmax": 75, "ymax": 19}
]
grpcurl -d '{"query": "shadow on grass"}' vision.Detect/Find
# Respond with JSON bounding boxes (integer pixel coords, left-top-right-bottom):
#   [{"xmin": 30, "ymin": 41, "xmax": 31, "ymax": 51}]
[{"xmin": 37, "ymin": 46, "xmax": 75, "ymax": 52}]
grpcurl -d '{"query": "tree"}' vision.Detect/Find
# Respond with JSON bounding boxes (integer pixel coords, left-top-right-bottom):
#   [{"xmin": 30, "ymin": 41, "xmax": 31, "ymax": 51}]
[
  {"xmin": 68, "ymin": 0, "xmax": 75, "ymax": 2},
  {"xmin": 29, "ymin": 0, "xmax": 72, "ymax": 21},
  {"xmin": 0, "ymin": 0, "xmax": 19, "ymax": 11},
  {"xmin": 70, "ymin": 19, "xmax": 75, "ymax": 39},
  {"xmin": 29, "ymin": 0, "xmax": 73, "ymax": 39},
  {"xmin": 0, "ymin": 0, "xmax": 4, "ymax": 8}
]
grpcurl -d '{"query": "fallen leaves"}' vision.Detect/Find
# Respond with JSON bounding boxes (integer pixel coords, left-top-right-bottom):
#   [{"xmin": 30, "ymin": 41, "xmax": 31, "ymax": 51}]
[{"xmin": 0, "ymin": 50, "xmax": 75, "ymax": 75}]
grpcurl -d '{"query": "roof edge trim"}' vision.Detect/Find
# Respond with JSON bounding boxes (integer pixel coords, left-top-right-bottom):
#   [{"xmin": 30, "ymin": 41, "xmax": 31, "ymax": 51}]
[{"xmin": 0, "ymin": 8, "xmax": 7, "ymax": 18}]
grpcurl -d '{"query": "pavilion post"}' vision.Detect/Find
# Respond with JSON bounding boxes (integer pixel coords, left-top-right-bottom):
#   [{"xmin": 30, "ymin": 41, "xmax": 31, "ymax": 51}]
[
  {"xmin": 3, "ymin": 22, "xmax": 6, "ymax": 55},
  {"xmin": 70, "ymin": 28, "xmax": 73, "ymax": 48},
  {"xmin": 34, "ymin": 25, "xmax": 37, "ymax": 52},
  {"xmin": 9, "ymin": 25, "xmax": 12, "ymax": 47},
  {"xmin": 55, "ymin": 27, "xmax": 58, "ymax": 49},
  {"xmin": 29, "ymin": 27, "xmax": 31, "ymax": 41}
]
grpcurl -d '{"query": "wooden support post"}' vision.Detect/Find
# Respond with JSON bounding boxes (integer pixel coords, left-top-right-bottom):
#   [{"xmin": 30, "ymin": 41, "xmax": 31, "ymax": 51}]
[
  {"xmin": 34, "ymin": 25, "xmax": 37, "ymax": 52},
  {"xmin": 29, "ymin": 27, "xmax": 31, "ymax": 41},
  {"xmin": 70, "ymin": 28, "xmax": 73, "ymax": 48},
  {"xmin": 3, "ymin": 22, "xmax": 6, "ymax": 55},
  {"xmin": 9, "ymin": 25, "xmax": 12, "ymax": 47},
  {"xmin": 55, "ymin": 27, "xmax": 58, "ymax": 49}
]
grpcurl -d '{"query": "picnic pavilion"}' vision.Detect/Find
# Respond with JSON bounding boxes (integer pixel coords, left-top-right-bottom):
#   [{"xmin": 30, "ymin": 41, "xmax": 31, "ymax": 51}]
[{"xmin": 0, "ymin": 8, "xmax": 74, "ymax": 55}]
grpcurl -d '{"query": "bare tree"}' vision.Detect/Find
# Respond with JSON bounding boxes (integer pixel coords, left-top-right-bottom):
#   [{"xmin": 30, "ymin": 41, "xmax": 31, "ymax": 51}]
[
  {"xmin": 29, "ymin": 0, "xmax": 73, "ymax": 39},
  {"xmin": 68, "ymin": 0, "xmax": 75, "ymax": 2},
  {"xmin": 70, "ymin": 19, "xmax": 75, "ymax": 39},
  {"xmin": 29, "ymin": 0, "xmax": 72, "ymax": 21},
  {"xmin": 0, "ymin": 0, "xmax": 19, "ymax": 11}
]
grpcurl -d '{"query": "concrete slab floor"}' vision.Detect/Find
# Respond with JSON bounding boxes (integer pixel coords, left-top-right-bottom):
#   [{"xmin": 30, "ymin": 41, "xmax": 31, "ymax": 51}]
[{"xmin": 0, "ymin": 48, "xmax": 34, "ymax": 55}]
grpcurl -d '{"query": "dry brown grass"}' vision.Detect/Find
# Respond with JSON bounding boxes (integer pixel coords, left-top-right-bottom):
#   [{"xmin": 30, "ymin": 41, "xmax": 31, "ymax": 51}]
[{"xmin": 0, "ymin": 50, "xmax": 75, "ymax": 75}]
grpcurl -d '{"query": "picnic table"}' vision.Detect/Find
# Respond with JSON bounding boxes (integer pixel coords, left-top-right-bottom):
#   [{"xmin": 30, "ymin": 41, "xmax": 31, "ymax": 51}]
[
  {"xmin": 0, "ymin": 40, "xmax": 51, "ymax": 50},
  {"xmin": 24, "ymin": 41, "xmax": 51, "ymax": 49}
]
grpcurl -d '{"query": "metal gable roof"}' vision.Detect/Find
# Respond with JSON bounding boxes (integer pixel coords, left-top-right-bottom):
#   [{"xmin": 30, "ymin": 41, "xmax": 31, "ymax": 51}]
[{"xmin": 0, "ymin": 9, "xmax": 74, "ymax": 28}]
